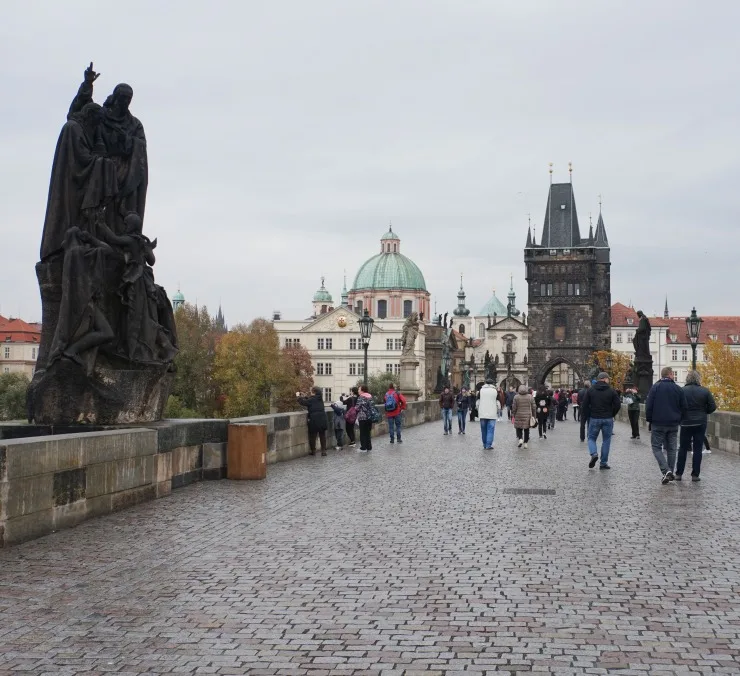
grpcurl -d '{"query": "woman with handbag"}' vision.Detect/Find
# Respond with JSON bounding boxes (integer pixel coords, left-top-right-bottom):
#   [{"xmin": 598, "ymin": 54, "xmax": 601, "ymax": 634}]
[
  {"xmin": 511, "ymin": 385, "xmax": 536, "ymax": 449},
  {"xmin": 342, "ymin": 387, "xmax": 359, "ymax": 448},
  {"xmin": 356, "ymin": 384, "xmax": 378, "ymax": 452}
]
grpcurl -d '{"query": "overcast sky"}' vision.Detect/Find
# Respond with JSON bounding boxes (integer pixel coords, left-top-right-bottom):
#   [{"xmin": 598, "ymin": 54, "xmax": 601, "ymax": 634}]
[{"xmin": 1, "ymin": 1, "xmax": 738, "ymax": 325}]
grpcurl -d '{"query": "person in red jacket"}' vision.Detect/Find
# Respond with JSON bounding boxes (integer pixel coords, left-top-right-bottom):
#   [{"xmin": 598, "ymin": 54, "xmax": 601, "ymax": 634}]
[{"xmin": 384, "ymin": 383, "xmax": 407, "ymax": 444}]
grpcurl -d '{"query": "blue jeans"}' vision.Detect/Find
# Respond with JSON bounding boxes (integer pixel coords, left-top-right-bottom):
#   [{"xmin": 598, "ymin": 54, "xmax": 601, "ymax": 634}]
[
  {"xmin": 480, "ymin": 419, "xmax": 496, "ymax": 448},
  {"xmin": 388, "ymin": 415, "xmax": 402, "ymax": 441},
  {"xmin": 588, "ymin": 418, "xmax": 614, "ymax": 465},
  {"xmin": 442, "ymin": 408, "xmax": 453, "ymax": 432},
  {"xmin": 457, "ymin": 410, "xmax": 467, "ymax": 432},
  {"xmin": 651, "ymin": 425, "xmax": 678, "ymax": 474},
  {"xmin": 677, "ymin": 423, "xmax": 706, "ymax": 477}
]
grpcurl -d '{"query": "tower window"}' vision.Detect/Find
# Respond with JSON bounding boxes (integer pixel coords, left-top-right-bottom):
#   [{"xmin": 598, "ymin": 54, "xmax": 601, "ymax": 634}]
[
  {"xmin": 547, "ymin": 283, "xmax": 553, "ymax": 297},
  {"xmin": 403, "ymin": 300, "xmax": 412, "ymax": 317},
  {"xmin": 459, "ymin": 324, "xmax": 465, "ymax": 334},
  {"xmin": 355, "ymin": 300, "xmax": 363, "ymax": 315},
  {"xmin": 478, "ymin": 323, "xmax": 485, "ymax": 338},
  {"xmin": 393, "ymin": 243, "xmax": 397, "ymax": 252},
  {"xmin": 554, "ymin": 311, "xmax": 566, "ymax": 342},
  {"xmin": 377, "ymin": 300, "xmax": 387, "ymax": 319}
]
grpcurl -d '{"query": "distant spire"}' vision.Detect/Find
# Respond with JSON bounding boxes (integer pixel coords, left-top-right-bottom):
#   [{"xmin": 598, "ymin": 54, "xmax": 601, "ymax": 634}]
[
  {"xmin": 594, "ymin": 210, "xmax": 609, "ymax": 247},
  {"xmin": 341, "ymin": 269, "xmax": 349, "ymax": 306},
  {"xmin": 664, "ymin": 296, "xmax": 669, "ymax": 319},
  {"xmin": 525, "ymin": 227, "xmax": 532, "ymax": 248},
  {"xmin": 454, "ymin": 274, "xmax": 470, "ymax": 316},
  {"xmin": 568, "ymin": 161, "xmax": 573, "ymax": 183}
]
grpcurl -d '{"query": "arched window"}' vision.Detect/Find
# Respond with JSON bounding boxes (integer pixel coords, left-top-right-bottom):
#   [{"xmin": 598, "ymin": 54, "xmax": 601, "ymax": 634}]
[
  {"xmin": 355, "ymin": 300, "xmax": 363, "ymax": 315},
  {"xmin": 459, "ymin": 324, "xmax": 465, "ymax": 334},
  {"xmin": 393, "ymin": 243, "xmax": 397, "ymax": 252},
  {"xmin": 377, "ymin": 300, "xmax": 388, "ymax": 319},
  {"xmin": 403, "ymin": 300, "xmax": 413, "ymax": 317},
  {"xmin": 478, "ymin": 323, "xmax": 485, "ymax": 338}
]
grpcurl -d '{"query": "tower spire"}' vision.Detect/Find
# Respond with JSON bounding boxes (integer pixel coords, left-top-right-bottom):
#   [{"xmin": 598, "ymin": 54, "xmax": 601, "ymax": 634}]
[
  {"xmin": 454, "ymin": 273, "xmax": 470, "ymax": 317},
  {"xmin": 664, "ymin": 295, "xmax": 669, "ymax": 319}
]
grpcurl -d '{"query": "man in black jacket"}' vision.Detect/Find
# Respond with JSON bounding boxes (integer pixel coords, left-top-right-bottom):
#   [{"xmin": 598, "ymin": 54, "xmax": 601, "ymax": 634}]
[
  {"xmin": 676, "ymin": 370, "xmax": 714, "ymax": 481},
  {"xmin": 297, "ymin": 387, "xmax": 329, "ymax": 456},
  {"xmin": 581, "ymin": 372, "xmax": 621, "ymax": 469},
  {"xmin": 578, "ymin": 381, "xmax": 591, "ymax": 442},
  {"xmin": 646, "ymin": 367, "xmax": 687, "ymax": 484}
]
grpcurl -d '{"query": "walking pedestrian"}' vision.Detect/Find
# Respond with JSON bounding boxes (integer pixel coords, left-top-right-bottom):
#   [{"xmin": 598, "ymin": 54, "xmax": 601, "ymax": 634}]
[
  {"xmin": 342, "ymin": 388, "xmax": 358, "ymax": 448},
  {"xmin": 676, "ymin": 370, "xmax": 717, "ymax": 481},
  {"xmin": 571, "ymin": 389, "xmax": 580, "ymax": 421},
  {"xmin": 456, "ymin": 387, "xmax": 469, "ymax": 434},
  {"xmin": 578, "ymin": 381, "xmax": 590, "ymax": 442},
  {"xmin": 496, "ymin": 387, "xmax": 506, "ymax": 419},
  {"xmin": 297, "ymin": 387, "xmax": 329, "ymax": 456},
  {"xmin": 384, "ymin": 382, "xmax": 406, "ymax": 444},
  {"xmin": 558, "ymin": 390, "xmax": 569, "ymax": 421},
  {"xmin": 505, "ymin": 386, "xmax": 516, "ymax": 420},
  {"xmin": 535, "ymin": 385, "xmax": 551, "ymax": 439},
  {"xmin": 511, "ymin": 385, "xmax": 536, "ymax": 448},
  {"xmin": 622, "ymin": 386, "xmax": 642, "ymax": 439},
  {"xmin": 581, "ymin": 372, "xmax": 621, "ymax": 469},
  {"xmin": 468, "ymin": 388, "xmax": 478, "ymax": 422},
  {"xmin": 547, "ymin": 389, "xmax": 557, "ymax": 430},
  {"xmin": 477, "ymin": 378, "xmax": 499, "ymax": 449},
  {"xmin": 439, "ymin": 386, "xmax": 455, "ymax": 435},
  {"xmin": 646, "ymin": 367, "xmax": 687, "ymax": 484},
  {"xmin": 356, "ymin": 384, "xmax": 378, "ymax": 452}
]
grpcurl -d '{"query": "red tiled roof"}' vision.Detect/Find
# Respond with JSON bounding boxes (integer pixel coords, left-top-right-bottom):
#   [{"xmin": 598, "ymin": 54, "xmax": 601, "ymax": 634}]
[{"xmin": 0, "ymin": 317, "xmax": 41, "ymax": 343}]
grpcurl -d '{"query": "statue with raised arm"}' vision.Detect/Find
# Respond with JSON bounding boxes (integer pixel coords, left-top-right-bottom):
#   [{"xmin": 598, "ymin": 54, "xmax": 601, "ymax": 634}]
[
  {"xmin": 401, "ymin": 312, "xmax": 419, "ymax": 357},
  {"xmin": 29, "ymin": 63, "xmax": 177, "ymax": 425}
]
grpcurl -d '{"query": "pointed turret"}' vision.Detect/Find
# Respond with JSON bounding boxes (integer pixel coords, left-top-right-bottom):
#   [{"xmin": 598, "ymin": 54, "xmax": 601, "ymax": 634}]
[
  {"xmin": 664, "ymin": 296, "xmax": 669, "ymax": 319},
  {"xmin": 594, "ymin": 211, "xmax": 609, "ymax": 247},
  {"xmin": 507, "ymin": 275, "xmax": 521, "ymax": 317},
  {"xmin": 540, "ymin": 183, "xmax": 581, "ymax": 248},
  {"xmin": 215, "ymin": 304, "xmax": 228, "ymax": 333},
  {"xmin": 453, "ymin": 274, "xmax": 470, "ymax": 317},
  {"xmin": 525, "ymin": 227, "xmax": 532, "ymax": 248}
]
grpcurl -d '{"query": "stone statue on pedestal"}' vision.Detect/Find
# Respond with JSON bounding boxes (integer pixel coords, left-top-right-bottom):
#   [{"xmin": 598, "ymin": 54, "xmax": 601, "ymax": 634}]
[
  {"xmin": 28, "ymin": 63, "xmax": 178, "ymax": 425},
  {"xmin": 632, "ymin": 310, "xmax": 654, "ymax": 397},
  {"xmin": 401, "ymin": 312, "xmax": 419, "ymax": 357},
  {"xmin": 399, "ymin": 312, "xmax": 421, "ymax": 401}
]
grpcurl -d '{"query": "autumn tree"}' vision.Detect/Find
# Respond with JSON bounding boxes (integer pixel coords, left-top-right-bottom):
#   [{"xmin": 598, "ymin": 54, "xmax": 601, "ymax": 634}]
[
  {"xmin": 213, "ymin": 319, "xmax": 285, "ymax": 418},
  {"xmin": 273, "ymin": 344, "xmax": 315, "ymax": 412},
  {"xmin": 591, "ymin": 350, "xmax": 633, "ymax": 391},
  {"xmin": 698, "ymin": 339, "xmax": 740, "ymax": 411},
  {"xmin": 0, "ymin": 372, "xmax": 30, "ymax": 421},
  {"xmin": 169, "ymin": 303, "xmax": 219, "ymax": 417}
]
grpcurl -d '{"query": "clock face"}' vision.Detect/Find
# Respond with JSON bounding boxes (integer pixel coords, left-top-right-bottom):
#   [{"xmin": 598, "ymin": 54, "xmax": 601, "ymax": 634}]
[{"xmin": 337, "ymin": 316, "xmax": 347, "ymax": 328}]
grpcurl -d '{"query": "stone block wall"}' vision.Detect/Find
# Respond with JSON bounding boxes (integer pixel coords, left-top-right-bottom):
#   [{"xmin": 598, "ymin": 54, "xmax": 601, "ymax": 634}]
[
  {"xmin": 0, "ymin": 400, "xmax": 440, "ymax": 546},
  {"xmin": 615, "ymin": 405, "xmax": 739, "ymax": 455}
]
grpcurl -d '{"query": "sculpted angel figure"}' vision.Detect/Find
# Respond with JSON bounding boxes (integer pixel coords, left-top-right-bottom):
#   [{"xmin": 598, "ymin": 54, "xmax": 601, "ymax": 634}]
[{"xmin": 401, "ymin": 312, "xmax": 420, "ymax": 357}]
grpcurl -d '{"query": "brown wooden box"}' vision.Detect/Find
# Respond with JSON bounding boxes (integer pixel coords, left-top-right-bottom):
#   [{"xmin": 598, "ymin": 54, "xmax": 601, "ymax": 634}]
[{"xmin": 227, "ymin": 424, "xmax": 267, "ymax": 480}]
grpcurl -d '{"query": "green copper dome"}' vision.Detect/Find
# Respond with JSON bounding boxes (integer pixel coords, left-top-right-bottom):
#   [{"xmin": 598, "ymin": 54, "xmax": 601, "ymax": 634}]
[
  {"xmin": 352, "ymin": 254, "xmax": 426, "ymax": 291},
  {"xmin": 381, "ymin": 226, "xmax": 400, "ymax": 241},
  {"xmin": 172, "ymin": 289, "xmax": 184, "ymax": 302},
  {"xmin": 313, "ymin": 277, "xmax": 333, "ymax": 303},
  {"xmin": 479, "ymin": 292, "xmax": 507, "ymax": 316}
]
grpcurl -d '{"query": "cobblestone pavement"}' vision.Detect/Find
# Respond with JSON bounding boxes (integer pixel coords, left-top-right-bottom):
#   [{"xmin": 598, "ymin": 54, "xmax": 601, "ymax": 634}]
[{"xmin": 2, "ymin": 417, "xmax": 740, "ymax": 675}]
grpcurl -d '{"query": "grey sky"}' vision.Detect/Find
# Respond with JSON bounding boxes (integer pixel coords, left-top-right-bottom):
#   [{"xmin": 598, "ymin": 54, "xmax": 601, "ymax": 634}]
[{"xmin": 1, "ymin": 1, "xmax": 738, "ymax": 325}]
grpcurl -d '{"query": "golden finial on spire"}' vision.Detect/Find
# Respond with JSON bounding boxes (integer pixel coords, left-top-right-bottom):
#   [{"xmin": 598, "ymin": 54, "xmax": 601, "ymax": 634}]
[{"xmin": 568, "ymin": 161, "xmax": 573, "ymax": 182}]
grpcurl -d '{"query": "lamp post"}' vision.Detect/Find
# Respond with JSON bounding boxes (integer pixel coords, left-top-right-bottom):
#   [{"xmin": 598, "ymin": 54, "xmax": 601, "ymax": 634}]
[
  {"xmin": 606, "ymin": 354, "xmax": 613, "ymax": 378},
  {"xmin": 359, "ymin": 309, "xmax": 374, "ymax": 387},
  {"xmin": 686, "ymin": 307, "xmax": 703, "ymax": 370}
]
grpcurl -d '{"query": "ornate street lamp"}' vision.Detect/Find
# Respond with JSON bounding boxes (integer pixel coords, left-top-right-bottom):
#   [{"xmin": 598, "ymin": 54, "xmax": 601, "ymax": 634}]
[
  {"xmin": 686, "ymin": 307, "xmax": 703, "ymax": 370},
  {"xmin": 359, "ymin": 309, "xmax": 374, "ymax": 386},
  {"xmin": 606, "ymin": 354, "xmax": 613, "ymax": 374}
]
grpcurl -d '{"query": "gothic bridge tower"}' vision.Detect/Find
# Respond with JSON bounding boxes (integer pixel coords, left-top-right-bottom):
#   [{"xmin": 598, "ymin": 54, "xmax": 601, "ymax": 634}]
[{"xmin": 524, "ymin": 171, "xmax": 611, "ymax": 387}]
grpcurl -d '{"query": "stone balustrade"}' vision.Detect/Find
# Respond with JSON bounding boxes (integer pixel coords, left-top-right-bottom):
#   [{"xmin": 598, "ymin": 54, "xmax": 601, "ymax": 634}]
[{"xmin": 0, "ymin": 400, "xmax": 441, "ymax": 547}]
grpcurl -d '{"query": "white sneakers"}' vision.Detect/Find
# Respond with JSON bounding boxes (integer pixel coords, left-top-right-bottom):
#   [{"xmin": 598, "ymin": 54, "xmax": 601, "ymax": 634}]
[{"xmin": 523, "ymin": 443, "xmax": 528, "ymax": 449}]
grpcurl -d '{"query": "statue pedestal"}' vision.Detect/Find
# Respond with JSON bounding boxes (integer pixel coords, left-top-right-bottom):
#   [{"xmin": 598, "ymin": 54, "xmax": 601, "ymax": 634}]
[
  {"xmin": 634, "ymin": 356, "xmax": 654, "ymax": 399},
  {"xmin": 399, "ymin": 357, "xmax": 420, "ymax": 401}
]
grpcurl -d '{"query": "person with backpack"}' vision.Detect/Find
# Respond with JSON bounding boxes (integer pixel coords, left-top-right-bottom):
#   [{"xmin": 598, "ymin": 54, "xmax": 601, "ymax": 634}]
[
  {"xmin": 439, "ymin": 386, "xmax": 455, "ymax": 435},
  {"xmin": 356, "ymin": 384, "xmax": 379, "ymax": 452},
  {"xmin": 456, "ymin": 387, "xmax": 469, "ymax": 434},
  {"xmin": 341, "ymin": 388, "xmax": 358, "ymax": 448},
  {"xmin": 330, "ymin": 397, "xmax": 346, "ymax": 450},
  {"xmin": 384, "ymin": 383, "xmax": 406, "ymax": 444}
]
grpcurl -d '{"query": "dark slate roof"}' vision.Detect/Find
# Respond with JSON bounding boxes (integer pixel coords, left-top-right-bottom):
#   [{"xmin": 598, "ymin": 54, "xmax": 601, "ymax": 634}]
[
  {"xmin": 594, "ymin": 211, "xmax": 609, "ymax": 247},
  {"xmin": 539, "ymin": 183, "xmax": 581, "ymax": 248}
]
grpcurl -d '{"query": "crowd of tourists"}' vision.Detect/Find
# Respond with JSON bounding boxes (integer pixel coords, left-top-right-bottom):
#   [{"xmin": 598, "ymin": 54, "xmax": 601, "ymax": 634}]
[{"xmin": 297, "ymin": 366, "xmax": 717, "ymax": 484}]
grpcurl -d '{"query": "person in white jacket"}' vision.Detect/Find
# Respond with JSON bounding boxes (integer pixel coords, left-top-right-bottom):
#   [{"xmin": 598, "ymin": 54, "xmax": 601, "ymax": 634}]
[{"xmin": 477, "ymin": 378, "xmax": 500, "ymax": 450}]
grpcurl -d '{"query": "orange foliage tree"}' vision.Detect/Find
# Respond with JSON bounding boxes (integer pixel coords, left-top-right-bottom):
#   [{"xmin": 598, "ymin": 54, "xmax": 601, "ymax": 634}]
[
  {"xmin": 698, "ymin": 339, "xmax": 740, "ymax": 411},
  {"xmin": 591, "ymin": 350, "xmax": 633, "ymax": 391}
]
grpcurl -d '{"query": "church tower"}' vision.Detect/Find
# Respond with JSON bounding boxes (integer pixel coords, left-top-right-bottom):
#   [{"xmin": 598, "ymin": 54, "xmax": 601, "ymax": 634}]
[{"xmin": 524, "ymin": 171, "xmax": 611, "ymax": 387}]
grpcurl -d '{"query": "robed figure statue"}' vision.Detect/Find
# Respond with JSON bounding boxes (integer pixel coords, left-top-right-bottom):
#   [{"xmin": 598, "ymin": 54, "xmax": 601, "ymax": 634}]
[{"xmin": 29, "ymin": 63, "xmax": 178, "ymax": 425}]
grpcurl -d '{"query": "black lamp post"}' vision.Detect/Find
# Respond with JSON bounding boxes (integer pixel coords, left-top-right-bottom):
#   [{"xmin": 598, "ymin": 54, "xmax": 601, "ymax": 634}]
[
  {"xmin": 359, "ymin": 309, "xmax": 374, "ymax": 386},
  {"xmin": 606, "ymin": 354, "xmax": 613, "ymax": 376},
  {"xmin": 686, "ymin": 307, "xmax": 703, "ymax": 370}
]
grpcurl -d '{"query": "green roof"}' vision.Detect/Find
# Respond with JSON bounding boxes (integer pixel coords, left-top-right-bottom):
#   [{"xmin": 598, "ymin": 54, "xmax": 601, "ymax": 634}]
[
  {"xmin": 479, "ymin": 292, "xmax": 507, "ymax": 316},
  {"xmin": 313, "ymin": 277, "xmax": 333, "ymax": 302},
  {"xmin": 381, "ymin": 227, "xmax": 400, "ymax": 240},
  {"xmin": 172, "ymin": 290, "xmax": 184, "ymax": 302},
  {"xmin": 352, "ymin": 252, "xmax": 427, "ymax": 291}
]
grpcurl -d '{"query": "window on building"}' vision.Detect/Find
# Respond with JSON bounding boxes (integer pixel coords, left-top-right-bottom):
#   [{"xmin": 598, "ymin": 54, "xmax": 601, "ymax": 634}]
[
  {"xmin": 616, "ymin": 333, "xmax": 622, "ymax": 343},
  {"xmin": 627, "ymin": 318, "xmax": 634, "ymax": 326},
  {"xmin": 349, "ymin": 363, "xmax": 356, "ymax": 376},
  {"xmin": 567, "ymin": 283, "xmax": 573, "ymax": 296},
  {"xmin": 574, "ymin": 283, "xmax": 580, "ymax": 296},
  {"xmin": 323, "ymin": 388, "xmax": 332, "ymax": 403},
  {"xmin": 326, "ymin": 363, "xmax": 333, "ymax": 375},
  {"xmin": 708, "ymin": 334, "xmax": 718, "ymax": 341},
  {"xmin": 394, "ymin": 364, "xmax": 401, "ymax": 376},
  {"xmin": 627, "ymin": 333, "xmax": 633, "ymax": 342},
  {"xmin": 285, "ymin": 338, "xmax": 300, "ymax": 347},
  {"xmin": 386, "ymin": 339, "xmax": 393, "ymax": 350},
  {"xmin": 394, "ymin": 339, "xmax": 403, "ymax": 350},
  {"xmin": 478, "ymin": 323, "xmax": 485, "ymax": 338},
  {"xmin": 547, "ymin": 283, "xmax": 553, "ymax": 297},
  {"xmin": 326, "ymin": 338, "xmax": 332, "ymax": 349},
  {"xmin": 553, "ymin": 311, "xmax": 566, "ymax": 342},
  {"xmin": 32, "ymin": 348, "xmax": 37, "ymax": 360},
  {"xmin": 459, "ymin": 324, "xmax": 465, "ymax": 334},
  {"xmin": 386, "ymin": 363, "xmax": 394, "ymax": 373},
  {"xmin": 403, "ymin": 300, "xmax": 412, "ymax": 318},
  {"xmin": 3, "ymin": 347, "xmax": 9, "ymax": 359},
  {"xmin": 540, "ymin": 283, "xmax": 546, "ymax": 296},
  {"xmin": 3, "ymin": 367, "xmax": 8, "ymax": 374},
  {"xmin": 317, "ymin": 338, "xmax": 325, "ymax": 350},
  {"xmin": 355, "ymin": 301, "xmax": 363, "ymax": 315},
  {"xmin": 681, "ymin": 349, "xmax": 688, "ymax": 361},
  {"xmin": 316, "ymin": 363, "xmax": 325, "ymax": 375},
  {"xmin": 377, "ymin": 300, "xmax": 388, "ymax": 319},
  {"xmin": 671, "ymin": 349, "xmax": 678, "ymax": 361},
  {"xmin": 357, "ymin": 363, "xmax": 364, "ymax": 376},
  {"xmin": 350, "ymin": 338, "xmax": 357, "ymax": 350},
  {"xmin": 321, "ymin": 304, "xmax": 327, "ymax": 314}
]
